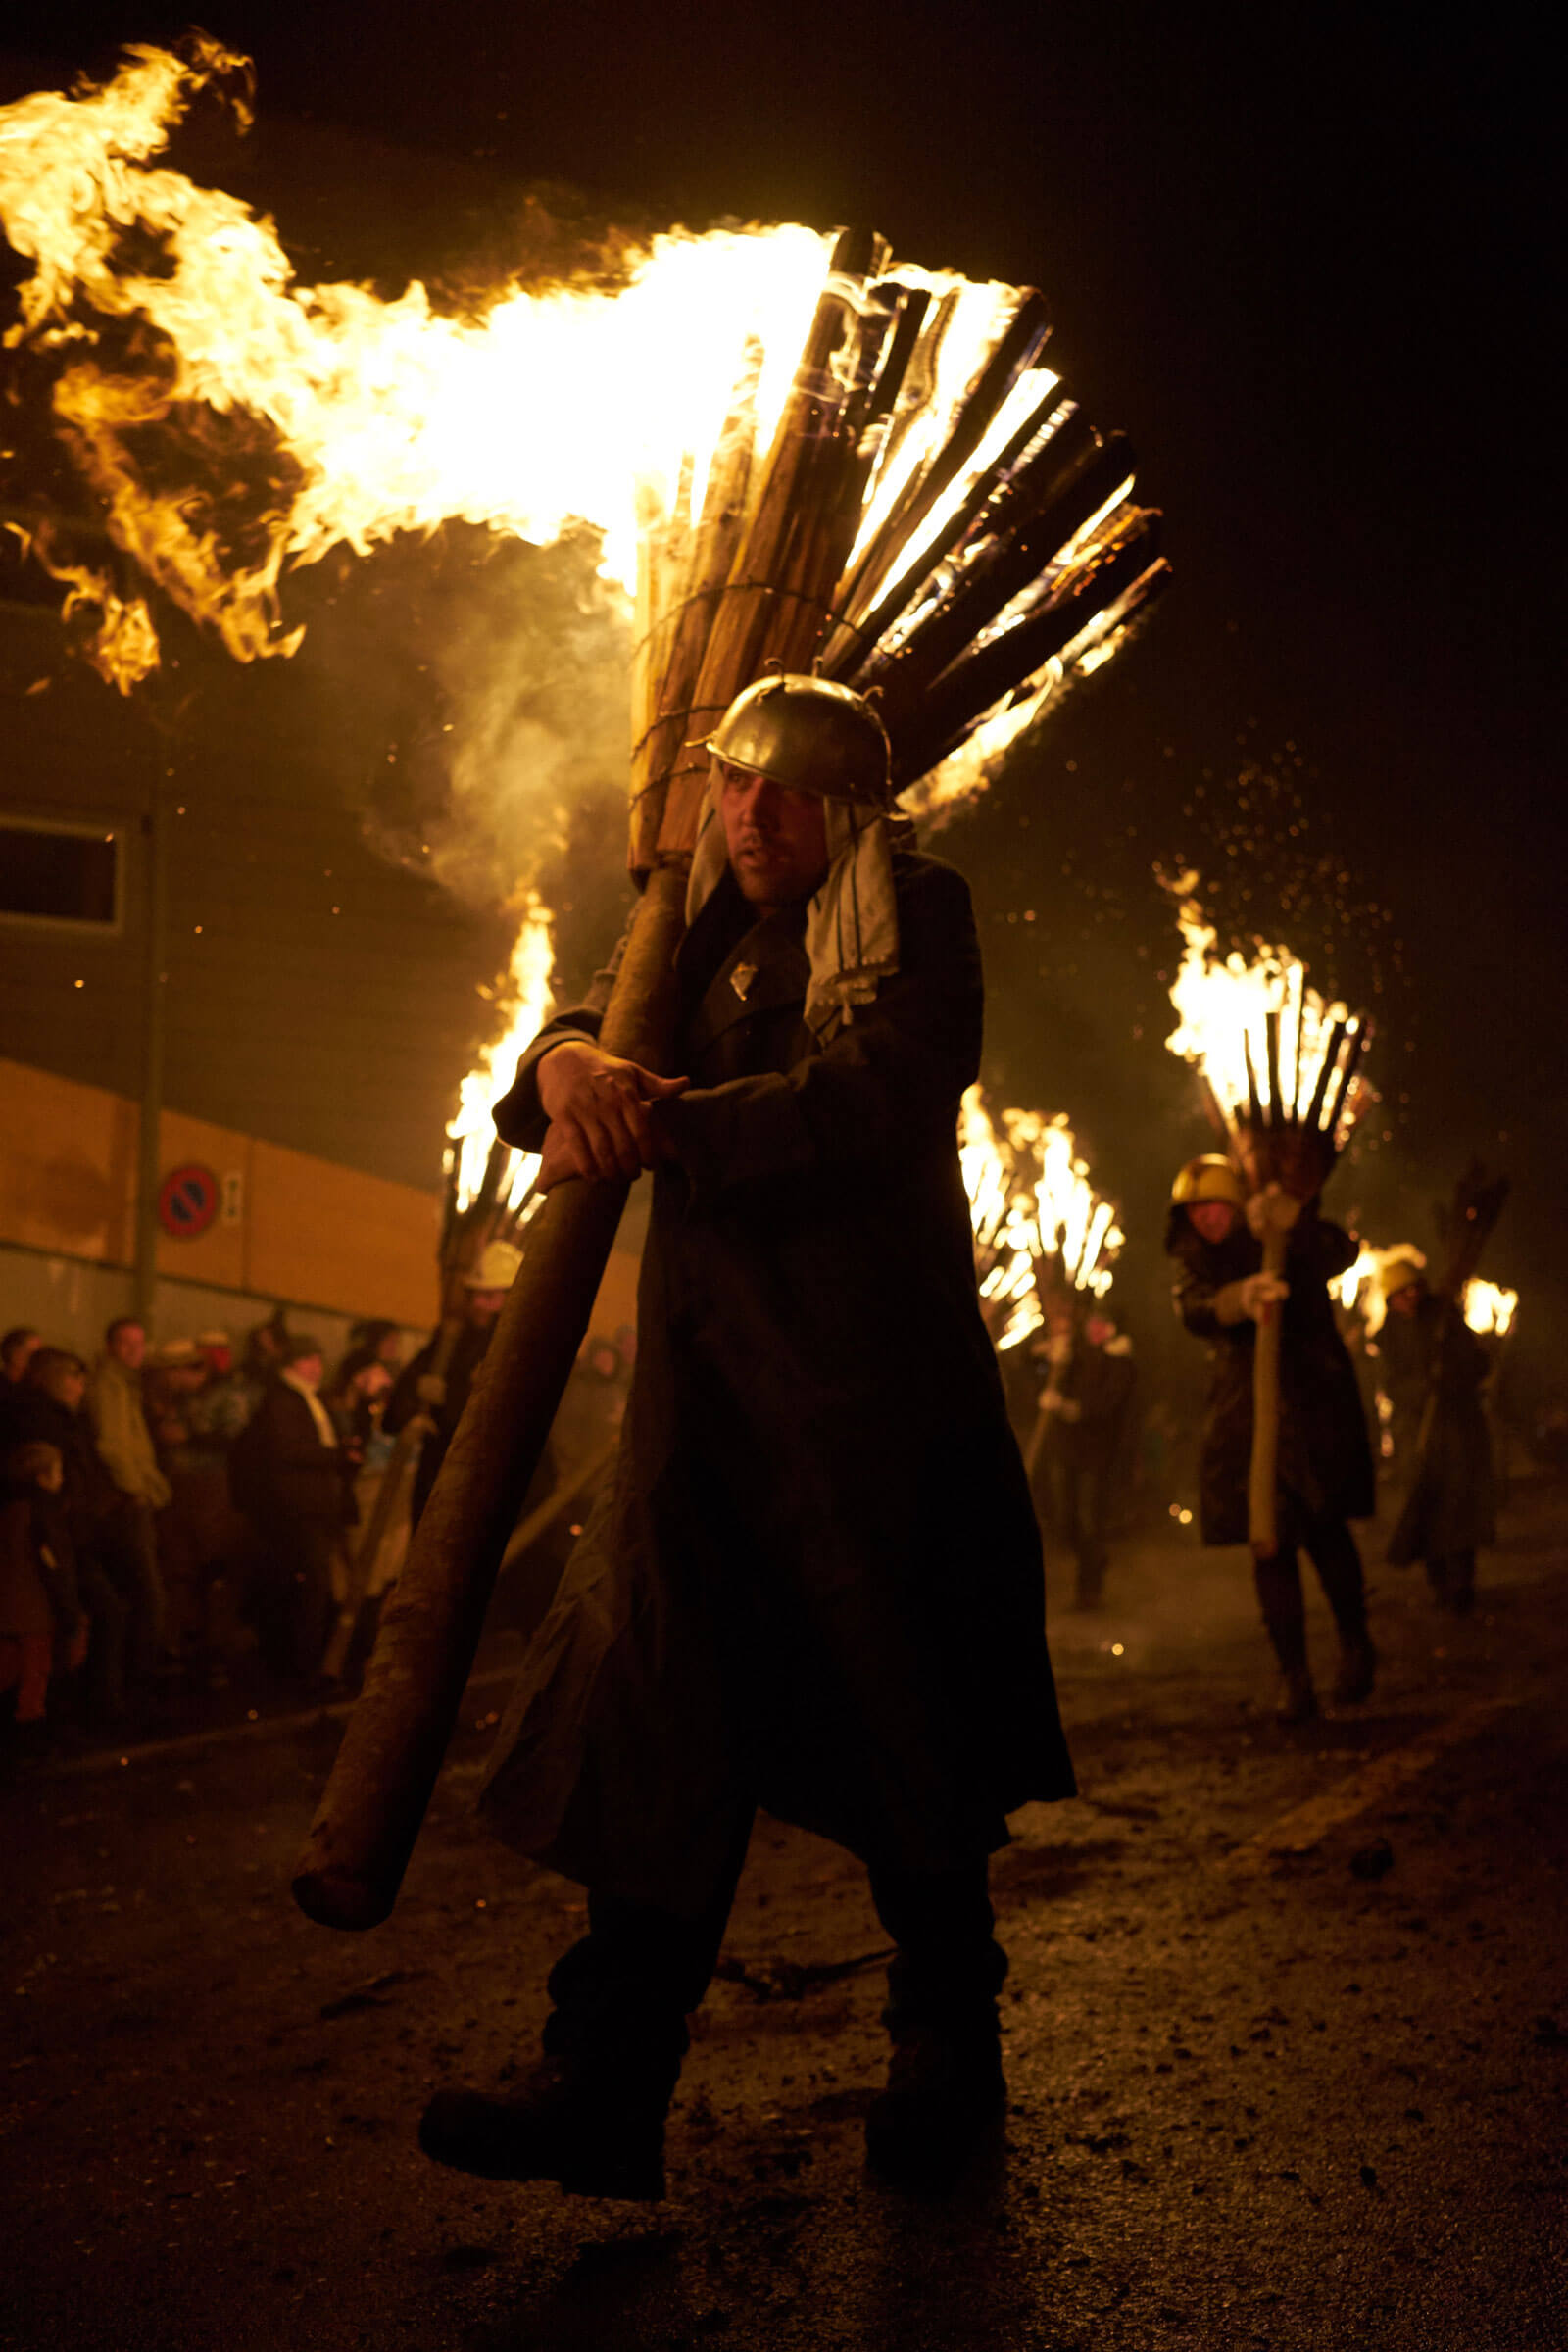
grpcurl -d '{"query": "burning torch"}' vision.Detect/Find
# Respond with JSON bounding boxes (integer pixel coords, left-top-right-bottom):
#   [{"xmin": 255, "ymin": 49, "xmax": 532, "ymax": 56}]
[{"xmin": 1164, "ymin": 884, "xmax": 1374, "ymax": 1557}]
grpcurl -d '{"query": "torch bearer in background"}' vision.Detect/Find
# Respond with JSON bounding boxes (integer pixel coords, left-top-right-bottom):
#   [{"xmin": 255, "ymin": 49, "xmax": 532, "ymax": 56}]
[
  {"xmin": 958, "ymin": 1085, "xmax": 1123, "ymax": 1477},
  {"xmin": 1163, "ymin": 886, "xmax": 1374, "ymax": 1558},
  {"xmin": 292, "ymin": 236, "xmax": 1165, "ymax": 1930}
]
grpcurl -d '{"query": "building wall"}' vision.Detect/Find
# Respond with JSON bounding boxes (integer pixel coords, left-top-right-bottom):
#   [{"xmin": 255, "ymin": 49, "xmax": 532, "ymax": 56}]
[
  {"xmin": 1, "ymin": 590, "xmax": 518, "ymax": 1196},
  {"xmin": 0, "ymin": 1054, "xmax": 644, "ymax": 1364}
]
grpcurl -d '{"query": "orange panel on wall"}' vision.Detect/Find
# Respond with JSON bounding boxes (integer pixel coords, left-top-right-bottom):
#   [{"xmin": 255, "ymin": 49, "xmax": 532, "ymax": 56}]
[
  {"xmin": 248, "ymin": 1138, "xmax": 440, "ymax": 1325},
  {"xmin": 0, "ymin": 1058, "xmax": 136, "ymax": 1263}
]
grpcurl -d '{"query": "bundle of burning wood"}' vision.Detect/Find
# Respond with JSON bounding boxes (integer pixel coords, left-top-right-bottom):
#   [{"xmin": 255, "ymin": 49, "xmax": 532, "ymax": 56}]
[
  {"xmin": 628, "ymin": 226, "xmax": 1165, "ymax": 873},
  {"xmin": 959, "ymin": 1084, "xmax": 1122, "ymax": 1350}
]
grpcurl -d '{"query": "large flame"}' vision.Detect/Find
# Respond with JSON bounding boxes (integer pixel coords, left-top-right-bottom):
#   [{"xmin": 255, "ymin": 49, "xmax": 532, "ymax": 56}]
[
  {"xmin": 1333, "ymin": 1242, "xmax": 1425, "ymax": 1337},
  {"xmin": 1163, "ymin": 877, "xmax": 1369, "ymax": 1151},
  {"xmin": 444, "ymin": 897, "xmax": 555, "ymax": 1215},
  {"xmin": 0, "ymin": 40, "xmax": 1059, "ymax": 689},
  {"xmin": 958, "ymin": 1084, "xmax": 1121, "ymax": 1348},
  {"xmin": 1464, "ymin": 1279, "xmax": 1517, "ymax": 1338}
]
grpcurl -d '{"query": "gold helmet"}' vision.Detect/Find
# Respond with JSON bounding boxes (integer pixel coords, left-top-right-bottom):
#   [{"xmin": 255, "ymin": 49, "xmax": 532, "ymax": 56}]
[
  {"xmin": 1170, "ymin": 1154, "xmax": 1246, "ymax": 1208},
  {"xmin": 707, "ymin": 674, "xmax": 893, "ymax": 808},
  {"xmin": 1377, "ymin": 1253, "xmax": 1426, "ymax": 1299}
]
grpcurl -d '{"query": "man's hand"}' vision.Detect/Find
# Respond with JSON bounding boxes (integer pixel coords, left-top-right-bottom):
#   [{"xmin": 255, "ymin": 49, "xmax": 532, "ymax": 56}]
[
  {"xmin": 1215, "ymin": 1272, "xmax": 1291, "ymax": 1324},
  {"xmin": 1245, "ymin": 1182, "xmax": 1304, "ymax": 1242},
  {"xmin": 535, "ymin": 1040, "xmax": 689, "ymax": 1189}
]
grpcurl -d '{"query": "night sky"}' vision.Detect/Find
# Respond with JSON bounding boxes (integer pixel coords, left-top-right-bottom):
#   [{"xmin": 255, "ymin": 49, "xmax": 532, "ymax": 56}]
[{"xmin": 2, "ymin": 5, "xmax": 1560, "ymax": 1391}]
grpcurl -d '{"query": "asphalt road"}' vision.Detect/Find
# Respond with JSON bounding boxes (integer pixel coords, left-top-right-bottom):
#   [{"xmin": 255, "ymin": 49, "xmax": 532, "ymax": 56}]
[{"xmin": 4, "ymin": 1484, "xmax": 1565, "ymax": 2352}]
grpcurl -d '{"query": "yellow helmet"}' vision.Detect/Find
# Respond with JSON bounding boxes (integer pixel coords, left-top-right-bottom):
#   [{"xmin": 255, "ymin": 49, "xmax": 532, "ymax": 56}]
[
  {"xmin": 1378, "ymin": 1253, "xmax": 1426, "ymax": 1299},
  {"xmin": 1170, "ymin": 1154, "xmax": 1246, "ymax": 1208}
]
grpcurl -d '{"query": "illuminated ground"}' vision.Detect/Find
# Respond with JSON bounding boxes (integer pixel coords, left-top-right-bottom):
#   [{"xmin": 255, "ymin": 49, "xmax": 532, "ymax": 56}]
[{"xmin": 4, "ymin": 1486, "xmax": 1565, "ymax": 2351}]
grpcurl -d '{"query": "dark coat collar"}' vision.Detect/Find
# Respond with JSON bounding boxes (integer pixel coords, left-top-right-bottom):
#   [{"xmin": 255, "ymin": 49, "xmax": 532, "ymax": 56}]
[{"xmin": 678, "ymin": 874, "xmax": 810, "ymax": 1060}]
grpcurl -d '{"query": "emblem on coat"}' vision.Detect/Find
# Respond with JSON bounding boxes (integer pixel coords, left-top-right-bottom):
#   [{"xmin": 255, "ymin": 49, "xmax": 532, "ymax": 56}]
[{"xmin": 729, "ymin": 960, "xmax": 759, "ymax": 1002}]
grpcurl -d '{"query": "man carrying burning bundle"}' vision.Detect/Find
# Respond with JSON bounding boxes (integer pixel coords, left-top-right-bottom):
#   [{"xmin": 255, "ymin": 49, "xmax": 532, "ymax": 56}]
[
  {"xmin": 417, "ymin": 673, "xmax": 1075, "ymax": 2198},
  {"xmin": 1165, "ymin": 1155, "xmax": 1377, "ymax": 1722}
]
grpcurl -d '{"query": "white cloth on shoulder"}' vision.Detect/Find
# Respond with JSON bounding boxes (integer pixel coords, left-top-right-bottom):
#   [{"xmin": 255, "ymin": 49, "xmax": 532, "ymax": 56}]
[{"xmin": 684, "ymin": 785, "xmax": 911, "ymax": 1044}]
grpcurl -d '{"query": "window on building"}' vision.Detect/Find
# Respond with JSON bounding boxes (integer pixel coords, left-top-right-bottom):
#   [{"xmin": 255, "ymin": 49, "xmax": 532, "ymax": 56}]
[{"xmin": 0, "ymin": 817, "xmax": 123, "ymax": 931}]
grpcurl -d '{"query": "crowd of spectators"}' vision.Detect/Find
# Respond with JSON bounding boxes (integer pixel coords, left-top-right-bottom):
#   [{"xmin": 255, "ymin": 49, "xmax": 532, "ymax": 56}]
[{"xmin": 0, "ymin": 1303, "xmax": 632, "ymax": 1769}]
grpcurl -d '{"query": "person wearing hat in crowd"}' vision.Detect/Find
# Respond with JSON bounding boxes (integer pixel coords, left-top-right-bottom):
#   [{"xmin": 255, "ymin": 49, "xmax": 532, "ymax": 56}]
[
  {"xmin": 1165, "ymin": 1154, "xmax": 1377, "ymax": 1722},
  {"xmin": 226, "ymin": 1334, "xmax": 357, "ymax": 1682},
  {"xmin": 417, "ymin": 672, "xmax": 1074, "ymax": 2199},
  {"xmin": 385, "ymin": 1243, "xmax": 523, "ymax": 1529},
  {"xmin": 1377, "ymin": 1257, "xmax": 1496, "ymax": 1614}
]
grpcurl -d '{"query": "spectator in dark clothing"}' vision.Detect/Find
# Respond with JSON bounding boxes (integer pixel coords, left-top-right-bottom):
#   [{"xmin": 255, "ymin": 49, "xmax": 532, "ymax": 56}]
[
  {"xmin": 3, "ymin": 1351, "xmax": 136, "ymax": 1717},
  {"xmin": 1, "ymin": 1439, "xmax": 88, "ymax": 1754},
  {"xmin": 2, "ymin": 1327, "xmax": 42, "ymax": 1386},
  {"xmin": 1379, "ymin": 1263, "xmax": 1497, "ymax": 1613},
  {"xmin": 385, "ymin": 1243, "xmax": 521, "ymax": 1527},
  {"xmin": 227, "ymin": 1336, "xmax": 356, "ymax": 1681},
  {"xmin": 1032, "ymin": 1302, "xmax": 1138, "ymax": 1610}
]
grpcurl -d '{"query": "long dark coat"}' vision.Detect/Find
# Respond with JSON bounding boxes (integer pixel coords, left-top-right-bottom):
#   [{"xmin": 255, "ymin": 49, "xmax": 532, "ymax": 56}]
[
  {"xmin": 1169, "ymin": 1208, "xmax": 1376, "ymax": 1548},
  {"xmin": 1381, "ymin": 1296, "xmax": 1496, "ymax": 1562},
  {"xmin": 479, "ymin": 851, "xmax": 1075, "ymax": 1914}
]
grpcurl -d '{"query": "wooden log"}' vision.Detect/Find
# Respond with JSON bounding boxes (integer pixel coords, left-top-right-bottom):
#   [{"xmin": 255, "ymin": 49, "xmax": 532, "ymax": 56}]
[
  {"xmin": 1264, "ymin": 1008, "xmax": 1283, "ymax": 1128},
  {"xmin": 655, "ymin": 230, "xmax": 881, "ymax": 854},
  {"xmin": 1301, "ymin": 1017, "xmax": 1346, "ymax": 1135},
  {"xmin": 1321, "ymin": 1021, "xmax": 1367, "ymax": 1146},
  {"xmin": 627, "ymin": 356, "xmax": 760, "ymax": 871},
  {"xmin": 828, "ymin": 289, "xmax": 1052, "ymax": 660},
  {"xmin": 1248, "ymin": 1224, "xmax": 1289, "ymax": 1555},
  {"xmin": 851, "ymin": 420, "xmax": 1123, "ymax": 724},
  {"xmin": 291, "ymin": 858, "xmax": 690, "ymax": 1932},
  {"xmin": 820, "ymin": 371, "xmax": 1068, "ymax": 680},
  {"xmin": 891, "ymin": 514, "xmax": 1158, "ymax": 783}
]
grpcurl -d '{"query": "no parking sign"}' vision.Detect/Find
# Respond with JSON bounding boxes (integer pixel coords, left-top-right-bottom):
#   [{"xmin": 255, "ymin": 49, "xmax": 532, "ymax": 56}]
[{"xmin": 157, "ymin": 1162, "xmax": 220, "ymax": 1240}]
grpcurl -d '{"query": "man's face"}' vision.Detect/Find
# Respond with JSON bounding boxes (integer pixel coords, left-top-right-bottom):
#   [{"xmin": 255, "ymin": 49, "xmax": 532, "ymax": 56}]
[
  {"xmin": 38, "ymin": 1453, "xmax": 65, "ymax": 1494},
  {"xmin": 715, "ymin": 758, "xmax": 829, "ymax": 912},
  {"xmin": 466, "ymin": 1288, "xmax": 506, "ymax": 1325},
  {"xmin": 201, "ymin": 1346, "xmax": 233, "ymax": 1376},
  {"xmin": 1388, "ymin": 1285, "xmax": 1422, "ymax": 1318},
  {"xmin": 3, "ymin": 1333, "xmax": 40, "ymax": 1381},
  {"xmin": 46, "ymin": 1364, "xmax": 87, "ymax": 1411},
  {"xmin": 1188, "ymin": 1200, "xmax": 1239, "ymax": 1246},
  {"xmin": 289, "ymin": 1352, "xmax": 323, "ymax": 1389},
  {"xmin": 111, "ymin": 1323, "xmax": 146, "ymax": 1370}
]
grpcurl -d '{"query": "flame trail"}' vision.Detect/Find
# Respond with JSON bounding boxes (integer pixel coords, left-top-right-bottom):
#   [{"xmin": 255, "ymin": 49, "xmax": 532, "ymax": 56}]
[
  {"xmin": 959, "ymin": 1085, "xmax": 1122, "ymax": 1349},
  {"xmin": 1162, "ymin": 874, "xmax": 1374, "ymax": 1153}
]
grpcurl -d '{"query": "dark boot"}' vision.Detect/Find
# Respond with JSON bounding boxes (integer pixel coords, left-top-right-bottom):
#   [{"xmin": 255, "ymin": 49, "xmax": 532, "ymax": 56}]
[
  {"xmin": 421, "ymin": 1838, "xmax": 748, "ymax": 2201},
  {"xmin": 1254, "ymin": 1550, "xmax": 1316, "ymax": 1722},
  {"xmin": 1332, "ymin": 1629, "xmax": 1377, "ymax": 1706},
  {"xmin": 865, "ymin": 1858, "xmax": 1008, "ymax": 2188},
  {"xmin": 865, "ymin": 2017, "xmax": 1006, "ymax": 2188},
  {"xmin": 418, "ymin": 2051, "xmax": 676, "ymax": 2199}
]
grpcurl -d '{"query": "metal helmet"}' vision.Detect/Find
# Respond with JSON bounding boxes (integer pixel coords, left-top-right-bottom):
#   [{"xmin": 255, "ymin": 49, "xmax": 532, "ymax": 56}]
[
  {"xmin": 1170, "ymin": 1154, "xmax": 1247, "ymax": 1208},
  {"xmin": 707, "ymin": 673, "xmax": 893, "ymax": 808},
  {"xmin": 1377, "ymin": 1253, "xmax": 1426, "ymax": 1299}
]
